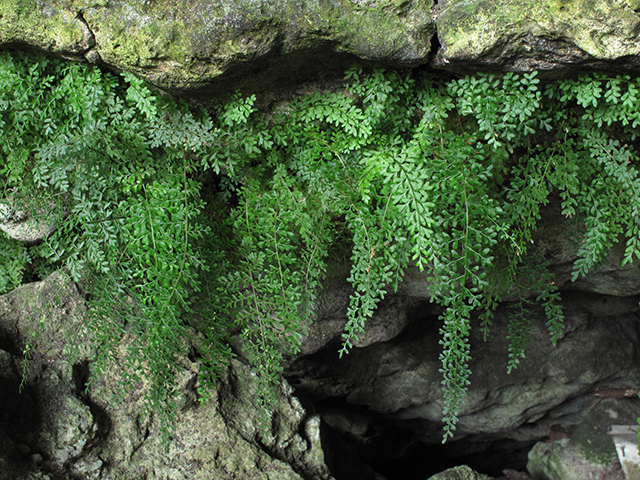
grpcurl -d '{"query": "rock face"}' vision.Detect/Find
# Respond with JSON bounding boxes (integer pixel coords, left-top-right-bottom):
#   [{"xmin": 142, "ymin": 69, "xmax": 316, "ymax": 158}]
[
  {"xmin": 0, "ymin": 0, "xmax": 435, "ymax": 92},
  {"xmin": 3, "ymin": 1, "xmax": 640, "ymax": 479},
  {"xmin": 5, "ymin": 0, "xmax": 640, "ymax": 93},
  {"xmin": 428, "ymin": 465, "xmax": 492, "ymax": 480},
  {"xmin": 0, "ymin": 272, "xmax": 330, "ymax": 480},
  {"xmin": 434, "ymin": 0, "xmax": 640, "ymax": 74},
  {"xmin": 0, "ymin": 203, "xmax": 57, "ymax": 243},
  {"xmin": 286, "ymin": 225, "xmax": 640, "ymax": 477},
  {"xmin": 526, "ymin": 398, "xmax": 638, "ymax": 480}
]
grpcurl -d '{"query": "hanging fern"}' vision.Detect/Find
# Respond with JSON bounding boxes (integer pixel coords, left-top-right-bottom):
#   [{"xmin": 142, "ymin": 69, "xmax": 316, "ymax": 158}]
[{"xmin": 2, "ymin": 49, "xmax": 640, "ymax": 441}]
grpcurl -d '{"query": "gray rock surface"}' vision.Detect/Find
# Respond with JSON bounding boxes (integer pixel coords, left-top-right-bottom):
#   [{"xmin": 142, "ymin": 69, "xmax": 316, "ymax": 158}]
[
  {"xmin": 0, "ymin": 203, "xmax": 57, "ymax": 243},
  {"xmin": 434, "ymin": 0, "xmax": 640, "ymax": 74},
  {"xmin": 0, "ymin": 271, "xmax": 331, "ymax": 480},
  {"xmin": 526, "ymin": 398, "xmax": 637, "ymax": 480},
  {"xmin": 6, "ymin": 0, "xmax": 640, "ymax": 93},
  {"xmin": 0, "ymin": 0, "xmax": 435, "ymax": 92},
  {"xmin": 428, "ymin": 465, "xmax": 493, "ymax": 480},
  {"xmin": 287, "ymin": 287, "xmax": 640, "ymax": 468}
]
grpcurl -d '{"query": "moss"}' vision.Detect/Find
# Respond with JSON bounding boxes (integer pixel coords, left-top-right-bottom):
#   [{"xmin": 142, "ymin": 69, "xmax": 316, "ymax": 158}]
[
  {"xmin": 572, "ymin": 423, "xmax": 617, "ymax": 465},
  {"xmin": 81, "ymin": 0, "xmax": 432, "ymax": 89},
  {"xmin": 1, "ymin": 0, "xmax": 434, "ymax": 90},
  {"xmin": 438, "ymin": 0, "xmax": 640, "ymax": 62},
  {"xmin": 0, "ymin": 0, "xmax": 87, "ymax": 52},
  {"xmin": 428, "ymin": 465, "xmax": 493, "ymax": 480}
]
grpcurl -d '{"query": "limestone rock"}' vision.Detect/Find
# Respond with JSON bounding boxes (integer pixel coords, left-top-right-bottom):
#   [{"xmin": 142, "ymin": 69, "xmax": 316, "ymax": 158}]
[
  {"xmin": 434, "ymin": 0, "xmax": 640, "ymax": 74},
  {"xmin": 428, "ymin": 465, "xmax": 493, "ymax": 480},
  {"xmin": 0, "ymin": 0, "xmax": 94, "ymax": 59},
  {"xmin": 287, "ymin": 290, "xmax": 640, "ymax": 467},
  {"xmin": 0, "ymin": 271, "xmax": 331, "ymax": 480},
  {"xmin": 7, "ymin": 0, "xmax": 640, "ymax": 94},
  {"xmin": 0, "ymin": 0, "xmax": 435, "ymax": 92},
  {"xmin": 526, "ymin": 398, "xmax": 638, "ymax": 480},
  {"xmin": 0, "ymin": 203, "xmax": 57, "ymax": 243}
]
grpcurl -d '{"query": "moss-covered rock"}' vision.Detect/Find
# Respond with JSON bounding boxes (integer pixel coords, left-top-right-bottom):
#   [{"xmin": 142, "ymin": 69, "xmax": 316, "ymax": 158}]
[
  {"xmin": 435, "ymin": 0, "xmax": 640, "ymax": 73},
  {"xmin": 0, "ymin": 272, "xmax": 331, "ymax": 480},
  {"xmin": 0, "ymin": 0, "xmax": 94, "ymax": 56},
  {"xmin": 526, "ymin": 398, "xmax": 638, "ymax": 480},
  {"xmin": 1, "ymin": 0, "xmax": 435, "ymax": 91},
  {"xmin": 427, "ymin": 465, "xmax": 493, "ymax": 480},
  {"xmin": 0, "ymin": 203, "xmax": 58, "ymax": 244},
  {"xmin": 7, "ymin": 0, "xmax": 640, "ymax": 89}
]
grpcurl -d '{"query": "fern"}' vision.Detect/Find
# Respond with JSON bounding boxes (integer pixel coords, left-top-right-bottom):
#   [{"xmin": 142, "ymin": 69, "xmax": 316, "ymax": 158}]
[{"xmin": 4, "ymin": 49, "xmax": 640, "ymax": 445}]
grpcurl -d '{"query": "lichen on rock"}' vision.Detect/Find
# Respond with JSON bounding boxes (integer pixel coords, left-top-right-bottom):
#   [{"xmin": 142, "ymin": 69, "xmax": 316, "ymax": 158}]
[
  {"xmin": 1, "ymin": 0, "xmax": 435, "ymax": 91},
  {"xmin": 0, "ymin": 203, "xmax": 58, "ymax": 243},
  {"xmin": 0, "ymin": 272, "xmax": 332, "ymax": 480},
  {"xmin": 435, "ymin": 0, "xmax": 640, "ymax": 72},
  {"xmin": 526, "ymin": 397, "xmax": 638, "ymax": 480}
]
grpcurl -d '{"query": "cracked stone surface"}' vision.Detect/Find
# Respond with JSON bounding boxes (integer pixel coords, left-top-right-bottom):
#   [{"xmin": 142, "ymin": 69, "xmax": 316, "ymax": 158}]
[
  {"xmin": 285, "ymin": 214, "xmax": 640, "ymax": 475},
  {"xmin": 0, "ymin": 271, "xmax": 331, "ymax": 480},
  {"xmin": 0, "ymin": 203, "xmax": 58, "ymax": 243},
  {"xmin": 1, "ymin": 0, "xmax": 436, "ymax": 92},
  {"xmin": 5, "ymin": 0, "xmax": 640, "ymax": 93}
]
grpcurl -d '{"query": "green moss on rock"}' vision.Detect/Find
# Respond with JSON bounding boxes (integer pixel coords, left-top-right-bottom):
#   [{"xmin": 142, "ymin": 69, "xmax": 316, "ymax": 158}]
[
  {"xmin": 428, "ymin": 465, "xmax": 493, "ymax": 480},
  {"xmin": 1, "ymin": 0, "xmax": 435, "ymax": 90},
  {"xmin": 437, "ymin": 0, "xmax": 640, "ymax": 70},
  {"xmin": 0, "ymin": 0, "xmax": 89, "ymax": 53}
]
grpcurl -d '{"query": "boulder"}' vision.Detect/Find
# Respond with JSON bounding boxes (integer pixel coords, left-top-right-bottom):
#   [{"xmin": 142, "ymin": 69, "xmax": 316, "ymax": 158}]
[
  {"xmin": 0, "ymin": 271, "xmax": 332, "ymax": 480},
  {"xmin": 434, "ymin": 0, "xmax": 640, "ymax": 74},
  {"xmin": 428, "ymin": 465, "xmax": 493, "ymax": 480},
  {"xmin": 0, "ymin": 0, "xmax": 435, "ymax": 92},
  {"xmin": 0, "ymin": 203, "xmax": 57, "ymax": 243},
  {"xmin": 526, "ymin": 398, "xmax": 638, "ymax": 480},
  {"xmin": 6, "ymin": 0, "xmax": 640, "ymax": 94},
  {"xmin": 286, "ymin": 288, "xmax": 640, "ymax": 472}
]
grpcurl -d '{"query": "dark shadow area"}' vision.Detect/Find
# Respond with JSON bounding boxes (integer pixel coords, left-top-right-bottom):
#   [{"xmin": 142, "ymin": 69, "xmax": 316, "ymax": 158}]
[
  {"xmin": 313, "ymin": 394, "xmax": 539, "ymax": 480},
  {"xmin": 365, "ymin": 436, "xmax": 537, "ymax": 480},
  {"xmin": 0, "ymin": 375, "xmax": 43, "ymax": 450},
  {"xmin": 179, "ymin": 45, "xmax": 365, "ymax": 107},
  {"xmin": 0, "ymin": 370, "xmax": 52, "ymax": 479}
]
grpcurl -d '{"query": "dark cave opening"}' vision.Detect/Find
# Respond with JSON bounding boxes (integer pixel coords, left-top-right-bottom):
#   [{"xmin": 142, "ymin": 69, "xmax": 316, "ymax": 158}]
[
  {"xmin": 0, "ymin": 371, "xmax": 49, "ymax": 477},
  {"xmin": 364, "ymin": 436, "xmax": 537, "ymax": 480},
  {"xmin": 317, "ymin": 413, "xmax": 539, "ymax": 480}
]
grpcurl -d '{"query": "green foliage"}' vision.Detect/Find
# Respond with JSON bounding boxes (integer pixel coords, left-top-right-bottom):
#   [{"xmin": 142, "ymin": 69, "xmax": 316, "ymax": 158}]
[
  {"xmin": 2, "ymin": 49, "xmax": 640, "ymax": 442},
  {"xmin": 0, "ymin": 50, "xmax": 231, "ymax": 418},
  {"xmin": 0, "ymin": 235, "xmax": 30, "ymax": 292}
]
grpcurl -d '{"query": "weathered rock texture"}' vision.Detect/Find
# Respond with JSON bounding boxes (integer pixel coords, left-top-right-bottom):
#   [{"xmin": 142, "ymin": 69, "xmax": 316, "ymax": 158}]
[
  {"xmin": 3, "ymin": 1, "xmax": 640, "ymax": 479},
  {"xmin": 287, "ymin": 287, "xmax": 640, "ymax": 476},
  {"xmin": 428, "ymin": 465, "xmax": 492, "ymax": 480},
  {"xmin": 5, "ymin": 0, "xmax": 640, "ymax": 94},
  {"xmin": 0, "ymin": 0, "xmax": 435, "ymax": 93},
  {"xmin": 0, "ymin": 203, "xmax": 57, "ymax": 243},
  {"xmin": 0, "ymin": 272, "xmax": 330, "ymax": 480},
  {"xmin": 286, "ymin": 212, "xmax": 640, "ymax": 478},
  {"xmin": 434, "ymin": 0, "xmax": 640, "ymax": 74},
  {"xmin": 526, "ymin": 398, "xmax": 637, "ymax": 480}
]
